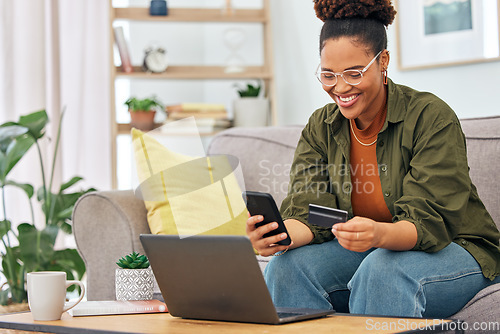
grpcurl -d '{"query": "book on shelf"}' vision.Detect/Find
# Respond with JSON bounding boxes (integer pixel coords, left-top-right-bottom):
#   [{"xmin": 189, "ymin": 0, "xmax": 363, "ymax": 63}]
[
  {"xmin": 68, "ymin": 299, "xmax": 168, "ymax": 317},
  {"xmin": 113, "ymin": 26, "xmax": 133, "ymax": 73},
  {"xmin": 167, "ymin": 110, "xmax": 228, "ymax": 120},
  {"xmin": 161, "ymin": 117, "xmax": 232, "ymax": 135},
  {"xmin": 166, "ymin": 103, "xmax": 226, "ymax": 114},
  {"xmin": 166, "ymin": 103, "xmax": 228, "ymax": 119}
]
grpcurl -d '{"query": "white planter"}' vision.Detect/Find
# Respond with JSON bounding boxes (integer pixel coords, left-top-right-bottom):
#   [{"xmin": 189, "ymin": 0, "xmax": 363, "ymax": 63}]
[
  {"xmin": 233, "ymin": 97, "xmax": 269, "ymax": 127},
  {"xmin": 115, "ymin": 267, "xmax": 154, "ymax": 301}
]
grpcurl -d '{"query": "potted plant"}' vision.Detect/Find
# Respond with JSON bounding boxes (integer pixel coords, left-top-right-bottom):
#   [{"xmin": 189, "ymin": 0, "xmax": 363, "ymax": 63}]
[
  {"xmin": 115, "ymin": 251, "xmax": 154, "ymax": 301},
  {"xmin": 124, "ymin": 96, "xmax": 164, "ymax": 131},
  {"xmin": 0, "ymin": 110, "xmax": 93, "ymax": 310},
  {"xmin": 233, "ymin": 81, "xmax": 269, "ymax": 127}
]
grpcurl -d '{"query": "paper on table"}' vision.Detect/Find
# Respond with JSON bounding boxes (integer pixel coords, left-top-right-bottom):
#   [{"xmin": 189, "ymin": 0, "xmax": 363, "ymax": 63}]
[{"xmin": 68, "ymin": 300, "xmax": 168, "ymax": 317}]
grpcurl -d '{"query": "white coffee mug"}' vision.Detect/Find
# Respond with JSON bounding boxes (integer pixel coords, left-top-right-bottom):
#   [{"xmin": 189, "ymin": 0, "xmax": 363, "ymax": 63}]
[{"xmin": 27, "ymin": 271, "xmax": 85, "ymax": 321}]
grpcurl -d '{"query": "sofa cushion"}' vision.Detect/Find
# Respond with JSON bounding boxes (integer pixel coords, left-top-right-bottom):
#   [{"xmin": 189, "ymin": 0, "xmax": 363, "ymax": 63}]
[
  {"xmin": 207, "ymin": 126, "xmax": 303, "ymax": 208},
  {"xmin": 131, "ymin": 128, "xmax": 247, "ymax": 237},
  {"xmin": 452, "ymin": 283, "xmax": 500, "ymax": 333},
  {"xmin": 461, "ymin": 116, "xmax": 500, "ymax": 230}
]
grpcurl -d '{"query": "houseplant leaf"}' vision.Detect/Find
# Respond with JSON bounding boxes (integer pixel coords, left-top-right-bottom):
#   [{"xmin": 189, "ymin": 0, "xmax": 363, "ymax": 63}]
[
  {"xmin": 0, "ymin": 219, "xmax": 11, "ymax": 239},
  {"xmin": 0, "ymin": 125, "xmax": 28, "ymax": 153},
  {"xmin": 0, "ymin": 134, "xmax": 35, "ymax": 184},
  {"xmin": 52, "ymin": 249, "xmax": 86, "ymax": 279},
  {"xmin": 18, "ymin": 110, "xmax": 48, "ymax": 140},
  {"xmin": 17, "ymin": 224, "xmax": 58, "ymax": 273},
  {"xmin": 1, "ymin": 246, "xmax": 26, "ymax": 304},
  {"xmin": 43, "ymin": 249, "xmax": 85, "ymax": 292},
  {"xmin": 124, "ymin": 96, "xmax": 163, "ymax": 112},
  {"xmin": 0, "ymin": 288, "xmax": 9, "ymax": 305},
  {"xmin": 37, "ymin": 182, "xmax": 96, "ymax": 230},
  {"xmin": 60, "ymin": 176, "xmax": 84, "ymax": 191},
  {"xmin": 4, "ymin": 180, "xmax": 34, "ymax": 199}
]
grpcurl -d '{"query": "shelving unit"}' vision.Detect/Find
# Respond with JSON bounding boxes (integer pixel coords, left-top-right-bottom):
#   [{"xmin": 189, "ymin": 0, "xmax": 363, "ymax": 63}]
[
  {"xmin": 109, "ymin": 0, "xmax": 275, "ymax": 189},
  {"xmin": 114, "ymin": 7, "xmax": 267, "ymax": 22},
  {"xmin": 115, "ymin": 65, "xmax": 272, "ymax": 80}
]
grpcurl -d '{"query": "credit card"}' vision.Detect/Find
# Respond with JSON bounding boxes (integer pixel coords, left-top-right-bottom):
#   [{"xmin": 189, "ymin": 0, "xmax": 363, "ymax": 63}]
[{"xmin": 308, "ymin": 204, "xmax": 348, "ymax": 228}]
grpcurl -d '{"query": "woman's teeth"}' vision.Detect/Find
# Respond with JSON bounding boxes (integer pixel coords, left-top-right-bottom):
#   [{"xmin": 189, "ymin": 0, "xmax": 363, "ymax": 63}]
[{"xmin": 339, "ymin": 95, "xmax": 357, "ymax": 102}]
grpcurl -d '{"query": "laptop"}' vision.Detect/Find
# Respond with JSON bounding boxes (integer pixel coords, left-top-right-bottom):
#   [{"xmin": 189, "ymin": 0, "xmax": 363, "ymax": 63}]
[{"xmin": 140, "ymin": 234, "xmax": 335, "ymax": 324}]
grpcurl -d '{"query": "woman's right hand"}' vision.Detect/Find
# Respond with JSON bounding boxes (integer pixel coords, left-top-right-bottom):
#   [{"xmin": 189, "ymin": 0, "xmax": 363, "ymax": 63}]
[{"xmin": 246, "ymin": 214, "xmax": 291, "ymax": 257}]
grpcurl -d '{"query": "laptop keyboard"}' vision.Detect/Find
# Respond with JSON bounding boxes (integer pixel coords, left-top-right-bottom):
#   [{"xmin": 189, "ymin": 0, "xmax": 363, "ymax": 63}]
[{"xmin": 277, "ymin": 312, "xmax": 303, "ymax": 318}]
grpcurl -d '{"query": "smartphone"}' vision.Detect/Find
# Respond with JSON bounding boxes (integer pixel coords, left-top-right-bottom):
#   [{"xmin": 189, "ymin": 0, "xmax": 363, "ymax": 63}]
[{"xmin": 242, "ymin": 191, "xmax": 292, "ymax": 246}]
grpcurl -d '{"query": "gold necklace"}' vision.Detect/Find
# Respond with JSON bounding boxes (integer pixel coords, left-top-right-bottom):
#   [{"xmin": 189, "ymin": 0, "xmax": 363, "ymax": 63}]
[{"xmin": 349, "ymin": 120, "xmax": 377, "ymax": 146}]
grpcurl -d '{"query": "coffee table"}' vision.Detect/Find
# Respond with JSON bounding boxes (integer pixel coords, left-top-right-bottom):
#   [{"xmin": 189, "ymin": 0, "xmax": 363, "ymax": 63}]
[{"xmin": 0, "ymin": 311, "xmax": 461, "ymax": 334}]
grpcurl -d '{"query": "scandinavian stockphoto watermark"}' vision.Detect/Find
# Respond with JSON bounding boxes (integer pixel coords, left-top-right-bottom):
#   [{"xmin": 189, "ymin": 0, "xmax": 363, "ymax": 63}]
[
  {"xmin": 365, "ymin": 318, "xmax": 500, "ymax": 332},
  {"xmin": 257, "ymin": 159, "xmax": 387, "ymax": 197}
]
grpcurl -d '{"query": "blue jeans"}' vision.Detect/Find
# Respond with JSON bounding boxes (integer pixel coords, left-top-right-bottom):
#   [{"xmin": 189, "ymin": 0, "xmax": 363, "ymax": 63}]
[{"xmin": 264, "ymin": 240, "xmax": 500, "ymax": 318}]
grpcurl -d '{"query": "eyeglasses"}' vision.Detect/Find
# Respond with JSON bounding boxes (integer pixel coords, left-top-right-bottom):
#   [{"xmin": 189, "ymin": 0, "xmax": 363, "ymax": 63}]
[{"xmin": 315, "ymin": 50, "xmax": 383, "ymax": 86}]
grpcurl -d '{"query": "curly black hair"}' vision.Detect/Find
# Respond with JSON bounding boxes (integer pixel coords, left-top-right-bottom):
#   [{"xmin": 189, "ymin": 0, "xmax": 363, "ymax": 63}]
[
  {"xmin": 314, "ymin": 0, "xmax": 397, "ymax": 55},
  {"xmin": 314, "ymin": 0, "xmax": 396, "ymax": 26}
]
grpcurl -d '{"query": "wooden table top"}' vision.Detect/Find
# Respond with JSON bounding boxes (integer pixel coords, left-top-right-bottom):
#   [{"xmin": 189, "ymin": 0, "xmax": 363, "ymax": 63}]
[{"xmin": 0, "ymin": 311, "xmax": 456, "ymax": 334}]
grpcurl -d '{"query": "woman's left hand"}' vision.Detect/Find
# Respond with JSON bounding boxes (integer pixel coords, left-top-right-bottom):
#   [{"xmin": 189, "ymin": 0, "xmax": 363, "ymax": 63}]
[{"xmin": 331, "ymin": 216, "xmax": 381, "ymax": 252}]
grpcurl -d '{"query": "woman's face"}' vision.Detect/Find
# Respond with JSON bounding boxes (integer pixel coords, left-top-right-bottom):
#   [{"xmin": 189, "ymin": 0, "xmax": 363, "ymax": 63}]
[{"xmin": 320, "ymin": 37, "xmax": 389, "ymax": 129}]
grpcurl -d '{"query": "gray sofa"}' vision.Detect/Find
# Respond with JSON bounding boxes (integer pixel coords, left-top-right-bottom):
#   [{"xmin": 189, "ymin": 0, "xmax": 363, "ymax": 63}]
[{"xmin": 73, "ymin": 116, "xmax": 500, "ymax": 330}]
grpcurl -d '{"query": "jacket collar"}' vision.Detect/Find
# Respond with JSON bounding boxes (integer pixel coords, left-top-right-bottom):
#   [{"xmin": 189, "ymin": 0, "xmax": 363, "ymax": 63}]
[{"xmin": 386, "ymin": 78, "xmax": 406, "ymax": 124}]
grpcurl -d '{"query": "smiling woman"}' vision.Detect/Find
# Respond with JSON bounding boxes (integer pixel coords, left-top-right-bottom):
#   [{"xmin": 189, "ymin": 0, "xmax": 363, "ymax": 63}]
[{"xmin": 245, "ymin": 0, "xmax": 500, "ymax": 319}]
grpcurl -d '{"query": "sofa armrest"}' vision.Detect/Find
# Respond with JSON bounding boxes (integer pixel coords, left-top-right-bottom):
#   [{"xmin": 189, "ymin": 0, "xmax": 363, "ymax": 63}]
[{"xmin": 73, "ymin": 190, "xmax": 150, "ymax": 300}]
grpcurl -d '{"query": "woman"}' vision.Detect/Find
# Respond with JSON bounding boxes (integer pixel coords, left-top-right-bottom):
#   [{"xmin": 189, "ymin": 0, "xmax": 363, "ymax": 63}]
[{"xmin": 246, "ymin": 0, "xmax": 500, "ymax": 318}]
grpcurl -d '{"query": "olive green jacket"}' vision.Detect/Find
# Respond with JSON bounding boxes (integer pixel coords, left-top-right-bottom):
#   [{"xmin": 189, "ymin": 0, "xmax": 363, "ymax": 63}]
[{"xmin": 280, "ymin": 79, "xmax": 500, "ymax": 280}]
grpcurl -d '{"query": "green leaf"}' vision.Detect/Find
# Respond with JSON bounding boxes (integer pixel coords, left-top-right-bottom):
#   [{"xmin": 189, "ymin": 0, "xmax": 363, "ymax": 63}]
[
  {"xmin": 0, "ymin": 133, "xmax": 35, "ymax": 183},
  {"xmin": 234, "ymin": 82, "xmax": 262, "ymax": 97},
  {"xmin": 124, "ymin": 96, "xmax": 164, "ymax": 112},
  {"xmin": 55, "ymin": 207, "xmax": 73, "ymax": 220},
  {"xmin": 0, "ymin": 125, "xmax": 29, "ymax": 153},
  {"xmin": 0, "ymin": 288, "xmax": 9, "ymax": 306},
  {"xmin": 115, "ymin": 252, "xmax": 149, "ymax": 269},
  {"xmin": 18, "ymin": 110, "xmax": 48, "ymax": 140},
  {"xmin": 0, "ymin": 219, "xmax": 11, "ymax": 239},
  {"xmin": 0, "ymin": 124, "xmax": 28, "ymax": 139},
  {"xmin": 117, "ymin": 259, "xmax": 128, "ymax": 269},
  {"xmin": 17, "ymin": 224, "xmax": 58, "ymax": 273},
  {"xmin": 11, "ymin": 263, "xmax": 27, "ymax": 303},
  {"xmin": 4, "ymin": 180, "xmax": 34, "ymax": 199},
  {"xmin": 36, "ymin": 186, "xmax": 46, "ymax": 202},
  {"xmin": 52, "ymin": 249, "xmax": 86, "ymax": 279},
  {"xmin": 60, "ymin": 176, "xmax": 83, "ymax": 191},
  {"xmin": 38, "ymin": 184, "xmax": 96, "ymax": 228},
  {"xmin": 1, "ymin": 246, "xmax": 26, "ymax": 304},
  {"xmin": 58, "ymin": 221, "xmax": 73, "ymax": 235}
]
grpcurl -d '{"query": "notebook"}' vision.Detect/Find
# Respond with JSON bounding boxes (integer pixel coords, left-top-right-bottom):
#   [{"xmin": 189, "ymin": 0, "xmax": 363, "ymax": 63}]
[{"xmin": 140, "ymin": 234, "xmax": 335, "ymax": 325}]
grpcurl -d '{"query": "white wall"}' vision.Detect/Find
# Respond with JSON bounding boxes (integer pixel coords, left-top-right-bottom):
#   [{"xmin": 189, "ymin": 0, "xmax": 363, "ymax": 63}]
[{"xmin": 271, "ymin": 1, "xmax": 500, "ymax": 125}]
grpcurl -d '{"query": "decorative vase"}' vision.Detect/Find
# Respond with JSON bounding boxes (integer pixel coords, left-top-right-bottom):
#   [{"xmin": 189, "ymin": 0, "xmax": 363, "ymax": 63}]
[
  {"xmin": 129, "ymin": 110, "xmax": 156, "ymax": 131},
  {"xmin": 115, "ymin": 267, "xmax": 154, "ymax": 301},
  {"xmin": 233, "ymin": 97, "xmax": 269, "ymax": 127},
  {"xmin": 150, "ymin": 0, "xmax": 168, "ymax": 16}
]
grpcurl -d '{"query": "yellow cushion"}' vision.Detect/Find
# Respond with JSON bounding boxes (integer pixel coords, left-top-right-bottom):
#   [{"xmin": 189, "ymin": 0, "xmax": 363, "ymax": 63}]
[{"xmin": 131, "ymin": 128, "xmax": 248, "ymax": 237}]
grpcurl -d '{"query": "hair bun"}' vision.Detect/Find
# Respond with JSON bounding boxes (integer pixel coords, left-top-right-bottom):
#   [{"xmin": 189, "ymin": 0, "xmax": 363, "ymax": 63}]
[{"xmin": 314, "ymin": 0, "xmax": 396, "ymax": 26}]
